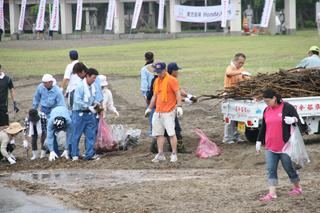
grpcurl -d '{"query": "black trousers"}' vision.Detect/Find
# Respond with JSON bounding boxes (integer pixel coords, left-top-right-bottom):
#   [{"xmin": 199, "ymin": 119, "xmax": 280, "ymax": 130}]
[{"xmin": 0, "ymin": 110, "xmax": 9, "ymax": 126}]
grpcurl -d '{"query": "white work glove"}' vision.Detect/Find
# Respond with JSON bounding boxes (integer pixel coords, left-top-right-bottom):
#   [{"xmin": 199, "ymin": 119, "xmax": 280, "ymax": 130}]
[
  {"xmin": 284, "ymin": 116, "xmax": 297, "ymax": 125},
  {"xmin": 241, "ymin": 71, "xmax": 252, "ymax": 76},
  {"xmin": 49, "ymin": 151, "xmax": 58, "ymax": 161},
  {"xmin": 8, "ymin": 157, "xmax": 16, "ymax": 165},
  {"xmin": 145, "ymin": 108, "xmax": 152, "ymax": 117},
  {"xmin": 88, "ymin": 106, "xmax": 97, "ymax": 114},
  {"xmin": 256, "ymin": 141, "xmax": 262, "ymax": 155},
  {"xmin": 9, "ymin": 153, "xmax": 16, "ymax": 161},
  {"xmin": 114, "ymin": 111, "xmax": 120, "ymax": 117},
  {"xmin": 184, "ymin": 98, "xmax": 193, "ymax": 104},
  {"xmin": 61, "ymin": 150, "xmax": 70, "ymax": 160},
  {"xmin": 23, "ymin": 140, "xmax": 28, "ymax": 149},
  {"xmin": 187, "ymin": 94, "xmax": 193, "ymax": 99},
  {"xmin": 177, "ymin": 107, "xmax": 183, "ymax": 118},
  {"xmin": 10, "ymin": 139, "xmax": 15, "ymax": 144}
]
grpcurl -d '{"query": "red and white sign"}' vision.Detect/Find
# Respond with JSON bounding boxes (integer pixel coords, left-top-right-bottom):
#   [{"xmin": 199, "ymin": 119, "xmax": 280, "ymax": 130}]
[
  {"xmin": 49, "ymin": 0, "xmax": 59, "ymax": 31},
  {"xmin": 106, "ymin": 0, "xmax": 116, "ymax": 30},
  {"xmin": 0, "ymin": 0, "xmax": 5, "ymax": 31},
  {"xmin": 75, "ymin": 0, "xmax": 83, "ymax": 30},
  {"xmin": 157, "ymin": 0, "xmax": 165, "ymax": 29},
  {"xmin": 131, "ymin": 0, "xmax": 143, "ymax": 29},
  {"xmin": 35, "ymin": 0, "xmax": 46, "ymax": 31},
  {"xmin": 260, "ymin": 0, "xmax": 273, "ymax": 28},
  {"xmin": 18, "ymin": 0, "xmax": 27, "ymax": 31},
  {"xmin": 220, "ymin": 0, "xmax": 229, "ymax": 28}
]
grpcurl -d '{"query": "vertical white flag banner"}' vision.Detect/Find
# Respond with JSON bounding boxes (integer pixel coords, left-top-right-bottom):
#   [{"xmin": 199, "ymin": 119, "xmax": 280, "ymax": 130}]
[
  {"xmin": 75, "ymin": 0, "xmax": 83, "ymax": 30},
  {"xmin": 0, "ymin": 0, "xmax": 4, "ymax": 31},
  {"xmin": 18, "ymin": 0, "xmax": 27, "ymax": 31},
  {"xmin": 49, "ymin": 0, "xmax": 59, "ymax": 31},
  {"xmin": 131, "ymin": 0, "xmax": 143, "ymax": 29},
  {"xmin": 105, "ymin": 0, "xmax": 116, "ymax": 30},
  {"xmin": 220, "ymin": 0, "xmax": 229, "ymax": 28},
  {"xmin": 35, "ymin": 0, "xmax": 46, "ymax": 31},
  {"xmin": 260, "ymin": 0, "xmax": 273, "ymax": 28},
  {"xmin": 157, "ymin": 0, "xmax": 165, "ymax": 29}
]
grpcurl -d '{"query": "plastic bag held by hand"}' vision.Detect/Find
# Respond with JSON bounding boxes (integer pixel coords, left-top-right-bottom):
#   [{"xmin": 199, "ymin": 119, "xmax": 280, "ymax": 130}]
[
  {"xmin": 195, "ymin": 128, "xmax": 222, "ymax": 158},
  {"xmin": 282, "ymin": 126, "xmax": 310, "ymax": 167},
  {"xmin": 94, "ymin": 118, "xmax": 118, "ymax": 153}
]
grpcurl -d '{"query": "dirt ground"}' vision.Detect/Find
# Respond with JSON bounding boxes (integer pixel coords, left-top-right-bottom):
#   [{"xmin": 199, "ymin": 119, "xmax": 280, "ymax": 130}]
[{"xmin": 1, "ymin": 75, "xmax": 320, "ymax": 213}]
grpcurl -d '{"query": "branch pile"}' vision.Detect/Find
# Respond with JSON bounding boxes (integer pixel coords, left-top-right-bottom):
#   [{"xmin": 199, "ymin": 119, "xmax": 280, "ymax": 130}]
[{"xmin": 197, "ymin": 68, "xmax": 320, "ymax": 102}]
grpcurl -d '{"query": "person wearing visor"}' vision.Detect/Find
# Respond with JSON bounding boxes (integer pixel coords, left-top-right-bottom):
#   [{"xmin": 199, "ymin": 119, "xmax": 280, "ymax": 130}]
[
  {"xmin": 256, "ymin": 89, "xmax": 304, "ymax": 202},
  {"xmin": 32, "ymin": 74, "xmax": 65, "ymax": 118},
  {"xmin": 23, "ymin": 109, "xmax": 48, "ymax": 160},
  {"xmin": 0, "ymin": 122, "xmax": 25, "ymax": 164},
  {"xmin": 296, "ymin": 46, "xmax": 320, "ymax": 69},
  {"xmin": 45, "ymin": 106, "xmax": 72, "ymax": 161},
  {"xmin": 145, "ymin": 62, "xmax": 183, "ymax": 163}
]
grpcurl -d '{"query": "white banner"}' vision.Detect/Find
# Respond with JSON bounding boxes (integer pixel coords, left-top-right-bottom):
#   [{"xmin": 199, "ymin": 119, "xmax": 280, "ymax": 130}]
[
  {"xmin": 131, "ymin": 0, "xmax": 143, "ymax": 29},
  {"xmin": 0, "ymin": 0, "xmax": 4, "ymax": 31},
  {"xmin": 49, "ymin": 0, "xmax": 59, "ymax": 31},
  {"xmin": 175, "ymin": 5, "xmax": 234, "ymax": 23},
  {"xmin": 18, "ymin": 0, "xmax": 27, "ymax": 31},
  {"xmin": 260, "ymin": 0, "xmax": 273, "ymax": 28},
  {"xmin": 220, "ymin": 0, "xmax": 229, "ymax": 28},
  {"xmin": 106, "ymin": 0, "xmax": 116, "ymax": 30},
  {"xmin": 157, "ymin": 0, "xmax": 165, "ymax": 29},
  {"xmin": 35, "ymin": 0, "xmax": 46, "ymax": 31},
  {"xmin": 75, "ymin": 0, "xmax": 83, "ymax": 30}
]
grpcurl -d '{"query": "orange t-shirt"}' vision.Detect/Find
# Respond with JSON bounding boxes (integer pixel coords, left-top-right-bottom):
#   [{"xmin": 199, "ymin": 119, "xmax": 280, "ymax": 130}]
[
  {"xmin": 224, "ymin": 64, "xmax": 246, "ymax": 89},
  {"xmin": 154, "ymin": 74, "xmax": 180, "ymax": 112}
]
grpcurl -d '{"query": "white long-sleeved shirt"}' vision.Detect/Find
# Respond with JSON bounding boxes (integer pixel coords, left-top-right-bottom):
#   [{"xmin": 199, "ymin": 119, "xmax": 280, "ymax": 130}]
[{"xmin": 102, "ymin": 88, "xmax": 117, "ymax": 116}]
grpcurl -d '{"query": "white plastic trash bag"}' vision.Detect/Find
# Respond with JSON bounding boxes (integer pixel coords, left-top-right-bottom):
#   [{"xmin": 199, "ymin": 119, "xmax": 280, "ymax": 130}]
[
  {"xmin": 111, "ymin": 124, "xmax": 126, "ymax": 146},
  {"xmin": 282, "ymin": 126, "xmax": 310, "ymax": 167}
]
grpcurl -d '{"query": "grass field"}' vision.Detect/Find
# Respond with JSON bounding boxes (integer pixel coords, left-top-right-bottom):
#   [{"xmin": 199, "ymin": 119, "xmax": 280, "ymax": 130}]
[{"xmin": 1, "ymin": 30, "xmax": 319, "ymax": 94}]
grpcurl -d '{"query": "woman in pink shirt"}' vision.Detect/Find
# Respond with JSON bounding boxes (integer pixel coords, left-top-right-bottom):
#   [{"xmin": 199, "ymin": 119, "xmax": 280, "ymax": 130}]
[{"xmin": 256, "ymin": 89, "xmax": 303, "ymax": 202}]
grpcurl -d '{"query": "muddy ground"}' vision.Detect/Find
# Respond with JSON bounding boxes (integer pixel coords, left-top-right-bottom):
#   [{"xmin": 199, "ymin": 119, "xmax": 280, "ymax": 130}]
[{"xmin": 0, "ymin": 75, "xmax": 320, "ymax": 213}]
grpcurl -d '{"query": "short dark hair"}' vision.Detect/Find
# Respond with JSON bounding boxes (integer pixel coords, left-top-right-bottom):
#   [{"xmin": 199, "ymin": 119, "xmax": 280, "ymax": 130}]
[
  {"xmin": 311, "ymin": 50, "xmax": 319, "ymax": 55},
  {"xmin": 73, "ymin": 62, "xmax": 88, "ymax": 74},
  {"xmin": 144, "ymin": 52, "xmax": 154, "ymax": 62},
  {"xmin": 234, "ymin": 53, "xmax": 246, "ymax": 60},
  {"xmin": 86, "ymin": 68, "xmax": 99, "ymax": 77},
  {"xmin": 263, "ymin": 89, "xmax": 282, "ymax": 104}
]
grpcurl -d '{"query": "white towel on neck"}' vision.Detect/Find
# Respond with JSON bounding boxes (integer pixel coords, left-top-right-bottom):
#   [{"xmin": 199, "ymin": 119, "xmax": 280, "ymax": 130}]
[
  {"xmin": 83, "ymin": 79, "xmax": 96, "ymax": 103},
  {"xmin": 28, "ymin": 120, "xmax": 42, "ymax": 137}
]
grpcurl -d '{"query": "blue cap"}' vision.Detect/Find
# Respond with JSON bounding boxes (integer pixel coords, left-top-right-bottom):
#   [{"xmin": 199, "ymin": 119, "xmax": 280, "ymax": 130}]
[
  {"xmin": 152, "ymin": 62, "xmax": 166, "ymax": 73},
  {"xmin": 167, "ymin": 62, "xmax": 181, "ymax": 73},
  {"xmin": 69, "ymin": 50, "xmax": 78, "ymax": 60}
]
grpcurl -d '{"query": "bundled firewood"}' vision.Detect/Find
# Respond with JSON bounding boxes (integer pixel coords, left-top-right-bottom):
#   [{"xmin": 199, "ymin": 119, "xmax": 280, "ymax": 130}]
[{"xmin": 197, "ymin": 68, "xmax": 320, "ymax": 102}]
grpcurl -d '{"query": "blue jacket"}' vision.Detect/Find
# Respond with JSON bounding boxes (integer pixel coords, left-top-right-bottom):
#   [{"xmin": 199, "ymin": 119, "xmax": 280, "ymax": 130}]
[
  {"xmin": 296, "ymin": 54, "xmax": 320, "ymax": 68},
  {"xmin": 73, "ymin": 79, "xmax": 103, "ymax": 111},
  {"xmin": 46, "ymin": 106, "xmax": 72, "ymax": 152},
  {"xmin": 32, "ymin": 84, "xmax": 65, "ymax": 110},
  {"xmin": 140, "ymin": 65, "xmax": 154, "ymax": 96}
]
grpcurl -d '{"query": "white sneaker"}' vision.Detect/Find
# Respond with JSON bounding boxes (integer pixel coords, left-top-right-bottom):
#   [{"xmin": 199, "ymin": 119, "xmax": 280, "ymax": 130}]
[
  {"xmin": 226, "ymin": 141, "xmax": 235, "ymax": 144},
  {"xmin": 92, "ymin": 154, "xmax": 101, "ymax": 160},
  {"xmin": 40, "ymin": 150, "xmax": 47, "ymax": 159},
  {"xmin": 236, "ymin": 138, "xmax": 245, "ymax": 143},
  {"xmin": 72, "ymin": 156, "xmax": 79, "ymax": 161},
  {"xmin": 152, "ymin": 153, "xmax": 166, "ymax": 163},
  {"xmin": 31, "ymin": 151, "xmax": 40, "ymax": 160},
  {"xmin": 170, "ymin": 153, "xmax": 178, "ymax": 163}
]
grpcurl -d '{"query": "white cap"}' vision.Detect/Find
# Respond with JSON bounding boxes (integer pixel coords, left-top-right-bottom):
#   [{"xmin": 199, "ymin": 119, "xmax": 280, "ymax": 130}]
[
  {"xmin": 98, "ymin": 75, "xmax": 108, "ymax": 86},
  {"xmin": 42, "ymin": 74, "xmax": 54, "ymax": 82}
]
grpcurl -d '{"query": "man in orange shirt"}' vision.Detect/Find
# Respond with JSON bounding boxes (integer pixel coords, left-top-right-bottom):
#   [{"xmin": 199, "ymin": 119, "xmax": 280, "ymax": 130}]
[
  {"xmin": 223, "ymin": 53, "xmax": 251, "ymax": 144},
  {"xmin": 145, "ymin": 62, "xmax": 183, "ymax": 163}
]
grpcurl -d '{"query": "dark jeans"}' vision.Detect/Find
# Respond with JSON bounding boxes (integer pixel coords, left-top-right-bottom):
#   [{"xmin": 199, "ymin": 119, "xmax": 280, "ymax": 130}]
[{"xmin": 265, "ymin": 150, "xmax": 300, "ymax": 186}]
